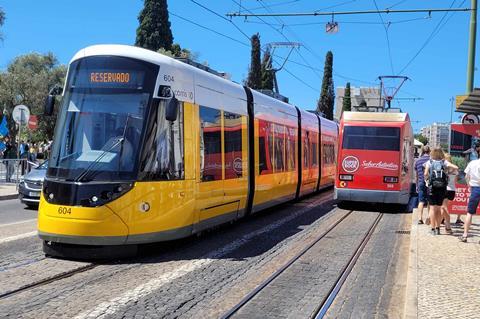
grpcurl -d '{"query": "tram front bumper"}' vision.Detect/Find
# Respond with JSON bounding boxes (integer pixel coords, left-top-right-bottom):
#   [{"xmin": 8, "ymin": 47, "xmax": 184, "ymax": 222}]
[
  {"xmin": 37, "ymin": 197, "xmax": 129, "ymax": 245},
  {"xmin": 334, "ymin": 188, "xmax": 409, "ymax": 205}
]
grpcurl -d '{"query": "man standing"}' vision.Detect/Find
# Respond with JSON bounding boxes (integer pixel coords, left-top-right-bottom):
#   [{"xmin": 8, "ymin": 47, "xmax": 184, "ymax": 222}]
[
  {"xmin": 460, "ymin": 143, "xmax": 480, "ymax": 242},
  {"xmin": 415, "ymin": 145, "xmax": 430, "ymax": 224}
]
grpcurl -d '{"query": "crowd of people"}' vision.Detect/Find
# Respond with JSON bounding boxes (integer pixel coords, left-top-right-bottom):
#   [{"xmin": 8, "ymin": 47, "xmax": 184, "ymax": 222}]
[
  {"xmin": 0, "ymin": 136, "xmax": 52, "ymax": 182},
  {"xmin": 415, "ymin": 144, "xmax": 479, "ymax": 243}
]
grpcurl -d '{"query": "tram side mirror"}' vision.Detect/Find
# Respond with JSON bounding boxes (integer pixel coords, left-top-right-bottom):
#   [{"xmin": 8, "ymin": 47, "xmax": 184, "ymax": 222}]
[
  {"xmin": 44, "ymin": 95, "xmax": 55, "ymax": 116},
  {"xmin": 165, "ymin": 96, "xmax": 179, "ymax": 122},
  {"xmin": 44, "ymin": 85, "xmax": 62, "ymax": 116}
]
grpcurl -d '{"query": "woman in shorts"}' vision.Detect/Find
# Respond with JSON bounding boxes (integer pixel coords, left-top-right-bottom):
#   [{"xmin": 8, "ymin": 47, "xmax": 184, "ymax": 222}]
[
  {"xmin": 441, "ymin": 154, "xmax": 458, "ymax": 234},
  {"xmin": 424, "ymin": 148, "xmax": 458, "ymax": 235}
]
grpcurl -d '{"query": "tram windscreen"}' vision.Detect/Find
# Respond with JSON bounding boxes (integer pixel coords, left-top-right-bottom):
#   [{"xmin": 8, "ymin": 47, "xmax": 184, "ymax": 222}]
[
  {"xmin": 48, "ymin": 56, "xmax": 158, "ymax": 181},
  {"xmin": 342, "ymin": 126, "xmax": 400, "ymax": 151}
]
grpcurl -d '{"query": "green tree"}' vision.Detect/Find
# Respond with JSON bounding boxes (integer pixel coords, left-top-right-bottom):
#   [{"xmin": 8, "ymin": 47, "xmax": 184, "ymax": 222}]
[
  {"xmin": 317, "ymin": 51, "xmax": 335, "ymax": 120},
  {"xmin": 135, "ymin": 0, "xmax": 173, "ymax": 52},
  {"xmin": 260, "ymin": 47, "xmax": 274, "ymax": 90},
  {"xmin": 414, "ymin": 134, "xmax": 428, "ymax": 145},
  {"xmin": 246, "ymin": 33, "xmax": 261, "ymax": 90},
  {"xmin": 0, "ymin": 53, "xmax": 66, "ymax": 142},
  {"xmin": 342, "ymin": 82, "xmax": 351, "ymax": 113}
]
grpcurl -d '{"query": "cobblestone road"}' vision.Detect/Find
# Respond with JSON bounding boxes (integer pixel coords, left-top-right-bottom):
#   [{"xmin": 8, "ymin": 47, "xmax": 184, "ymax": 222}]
[{"xmin": 0, "ymin": 193, "xmax": 412, "ymax": 318}]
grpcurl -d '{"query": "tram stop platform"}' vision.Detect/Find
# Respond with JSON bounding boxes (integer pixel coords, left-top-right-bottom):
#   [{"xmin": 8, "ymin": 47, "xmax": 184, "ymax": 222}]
[
  {"xmin": 0, "ymin": 184, "xmax": 18, "ymax": 201},
  {"xmin": 405, "ymin": 209, "xmax": 480, "ymax": 318}
]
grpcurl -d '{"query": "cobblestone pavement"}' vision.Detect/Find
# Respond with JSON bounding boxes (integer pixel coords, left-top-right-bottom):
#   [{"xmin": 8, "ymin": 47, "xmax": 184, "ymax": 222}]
[
  {"xmin": 231, "ymin": 210, "xmax": 380, "ymax": 319},
  {"xmin": 0, "ymin": 192, "xmax": 336, "ymax": 318},
  {"xmin": 407, "ymin": 210, "xmax": 480, "ymax": 319},
  {"xmin": 325, "ymin": 210, "xmax": 411, "ymax": 319},
  {"xmin": 1, "ymin": 193, "xmax": 413, "ymax": 318}
]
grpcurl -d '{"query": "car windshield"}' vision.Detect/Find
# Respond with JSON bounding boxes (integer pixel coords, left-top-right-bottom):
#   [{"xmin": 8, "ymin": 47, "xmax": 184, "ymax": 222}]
[
  {"xmin": 47, "ymin": 56, "xmax": 158, "ymax": 181},
  {"xmin": 37, "ymin": 160, "xmax": 49, "ymax": 169}
]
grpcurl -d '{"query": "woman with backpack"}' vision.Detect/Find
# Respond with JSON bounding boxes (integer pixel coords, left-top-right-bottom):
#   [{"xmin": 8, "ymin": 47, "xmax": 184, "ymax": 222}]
[
  {"xmin": 441, "ymin": 153, "xmax": 458, "ymax": 235},
  {"xmin": 424, "ymin": 148, "xmax": 458, "ymax": 235}
]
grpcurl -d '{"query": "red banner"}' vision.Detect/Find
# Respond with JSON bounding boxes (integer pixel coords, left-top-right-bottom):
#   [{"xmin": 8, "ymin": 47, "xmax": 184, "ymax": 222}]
[
  {"xmin": 448, "ymin": 185, "xmax": 480, "ymax": 214},
  {"xmin": 447, "ymin": 123, "xmax": 480, "ymax": 214}
]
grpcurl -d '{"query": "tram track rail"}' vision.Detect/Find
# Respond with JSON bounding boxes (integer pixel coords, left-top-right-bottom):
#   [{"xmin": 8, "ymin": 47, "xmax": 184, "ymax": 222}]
[
  {"xmin": 0, "ymin": 190, "xmax": 335, "ymax": 303},
  {"xmin": 0, "ymin": 263, "xmax": 98, "ymax": 300},
  {"xmin": 220, "ymin": 210, "xmax": 384, "ymax": 319}
]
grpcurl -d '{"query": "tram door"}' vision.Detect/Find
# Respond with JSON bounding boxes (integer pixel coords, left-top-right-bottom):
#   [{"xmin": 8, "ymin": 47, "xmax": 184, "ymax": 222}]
[{"xmin": 196, "ymin": 105, "xmax": 227, "ymax": 230}]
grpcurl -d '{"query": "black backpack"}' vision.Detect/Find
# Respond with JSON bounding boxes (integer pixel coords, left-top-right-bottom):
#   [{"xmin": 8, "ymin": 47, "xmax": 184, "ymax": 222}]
[{"xmin": 429, "ymin": 160, "xmax": 448, "ymax": 189}]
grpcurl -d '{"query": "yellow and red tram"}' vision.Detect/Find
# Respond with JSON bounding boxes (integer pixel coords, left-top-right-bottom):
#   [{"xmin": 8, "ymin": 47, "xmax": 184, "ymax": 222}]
[{"xmin": 38, "ymin": 45, "xmax": 338, "ymax": 257}]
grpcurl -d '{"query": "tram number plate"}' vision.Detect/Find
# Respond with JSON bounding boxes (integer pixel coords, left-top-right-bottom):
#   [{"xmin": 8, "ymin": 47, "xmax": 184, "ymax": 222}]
[{"xmin": 58, "ymin": 207, "xmax": 72, "ymax": 215}]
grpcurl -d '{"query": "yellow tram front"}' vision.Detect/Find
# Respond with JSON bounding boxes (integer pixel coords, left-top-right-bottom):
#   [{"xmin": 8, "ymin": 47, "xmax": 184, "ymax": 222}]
[{"xmin": 38, "ymin": 51, "xmax": 191, "ymax": 257}]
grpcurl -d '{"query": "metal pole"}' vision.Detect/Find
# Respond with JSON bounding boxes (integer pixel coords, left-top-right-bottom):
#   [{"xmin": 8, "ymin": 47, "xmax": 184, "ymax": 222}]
[{"xmin": 467, "ymin": 0, "xmax": 477, "ymax": 93}]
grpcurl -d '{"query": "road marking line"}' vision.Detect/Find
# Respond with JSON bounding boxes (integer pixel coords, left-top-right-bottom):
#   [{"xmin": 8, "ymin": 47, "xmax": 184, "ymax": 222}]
[
  {"xmin": 0, "ymin": 219, "xmax": 37, "ymax": 227},
  {"xmin": 74, "ymin": 193, "xmax": 333, "ymax": 319},
  {"xmin": 0, "ymin": 231, "xmax": 38, "ymax": 244}
]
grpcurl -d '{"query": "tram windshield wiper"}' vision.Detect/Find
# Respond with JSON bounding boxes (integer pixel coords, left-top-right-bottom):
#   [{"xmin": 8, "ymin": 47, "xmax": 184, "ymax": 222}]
[{"xmin": 73, "ymin": 137, "xmax": 125, "ymax": 182}]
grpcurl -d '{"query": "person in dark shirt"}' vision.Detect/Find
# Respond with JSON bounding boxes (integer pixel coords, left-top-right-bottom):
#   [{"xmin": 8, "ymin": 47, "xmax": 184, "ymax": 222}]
[{"xmin": 415, "ymin": 145, "xmax": 430, "ymax": 224}]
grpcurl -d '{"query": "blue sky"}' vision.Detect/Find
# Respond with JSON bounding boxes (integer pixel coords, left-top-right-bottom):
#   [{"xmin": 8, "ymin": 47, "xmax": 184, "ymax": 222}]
[{"xmin": 0, "ymin": 0, "xmax": 476, "ymax": 132}]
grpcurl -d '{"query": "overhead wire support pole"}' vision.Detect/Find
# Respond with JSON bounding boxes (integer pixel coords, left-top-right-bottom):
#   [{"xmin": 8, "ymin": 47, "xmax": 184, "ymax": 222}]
[
  {"xmin": 226, "ymin": 8, "xmax": 471, "ymax": 18},
  {"xmin": 466, "ymin": 0, "xmax": 477, "ymax": 93}
]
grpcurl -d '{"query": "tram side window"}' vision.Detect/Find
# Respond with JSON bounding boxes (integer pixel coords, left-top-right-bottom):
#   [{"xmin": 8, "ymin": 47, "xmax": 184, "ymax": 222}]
[
  {"xmin": 311, "ymin": 132, "xmax": 318, "ymax": 167},
  {"xmin": 224, "ymin": 111, "xmax": 243, "ymax": 179},
  {"xmin": 323, "ymin": 143, "xmax": 335, "ymax": 164},
  {"xmin": 139, "ymin": 100, "xmax": 184, "ymax": 180},
  {"xmin": 274, "ymin": 124, "xmax": 285, "ymax": 172},
  {"xmin": 303, "ymin": 130, "xmax": 310, "ymax": 169},
  {"xmin": 286, "ymin": 127, "xmax": 296, "ymax": 171},
  {"xmin": 258, "ymin": 120, "xmax": 273, "ymax": 175},
  {"xmin": 200, "ymin": 106, "xmax": 222, "ymax": 182}
]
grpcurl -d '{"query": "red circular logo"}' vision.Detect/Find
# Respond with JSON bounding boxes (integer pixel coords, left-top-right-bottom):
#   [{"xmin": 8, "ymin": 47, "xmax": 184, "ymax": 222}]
[{"xmin": 342, "ymin": 156, "xmax": 359, "ymax": 173}]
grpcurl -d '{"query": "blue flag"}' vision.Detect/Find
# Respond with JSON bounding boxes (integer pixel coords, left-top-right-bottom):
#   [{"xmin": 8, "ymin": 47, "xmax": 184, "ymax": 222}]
[{"xmin": 0, "ymin": 115, "xmax": 8, "ymax": 138}]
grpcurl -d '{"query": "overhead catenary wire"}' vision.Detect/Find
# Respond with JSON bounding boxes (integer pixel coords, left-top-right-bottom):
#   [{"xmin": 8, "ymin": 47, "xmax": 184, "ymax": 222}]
[
  {"xmin": 243, "ymin": 16, "xmax": 431, "ymax": 27},
  {"xmin": 238, "ymin": 0, "xmax": 300, "ymax": 14},
  {"xmin": 373, "ymin": 0, "xmax": 395, "ymax": 74},
  {"xmin": 397, "ymin": 0, "xmax": 466, "ymax": 74},
  {"xmin": 231, "ymin": 0, "xmax": 323, "ymax": 80},
  {"xmin": 187, "ymin": 0, "xmax": 320, "ymax": 93}
]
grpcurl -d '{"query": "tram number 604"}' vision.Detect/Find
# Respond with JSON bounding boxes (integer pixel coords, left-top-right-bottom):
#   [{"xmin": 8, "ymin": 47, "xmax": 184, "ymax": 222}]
[
  {"xmin": 58, "ymin": 207, "xmax": 72, "ymax": 215},
  {"xmin": 163, "ymin": 75, "xmax": 174, "ymax": 82}
]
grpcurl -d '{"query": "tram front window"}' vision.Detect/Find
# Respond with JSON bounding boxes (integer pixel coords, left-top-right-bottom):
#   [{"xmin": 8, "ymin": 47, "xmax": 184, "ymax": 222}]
[
  {"xmin": 48, "ymin": 56, "xmax": 158, "ymax": 182},
  {"xmin": 49, "ymin": 91, "xmax": 148, "ymax": 181}
]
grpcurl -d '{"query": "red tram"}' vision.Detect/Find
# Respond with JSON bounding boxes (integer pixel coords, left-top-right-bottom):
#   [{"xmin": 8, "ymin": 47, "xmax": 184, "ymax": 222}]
[{"xmin": 335, "ymin": 112, "xmax": 414, "ymax": 205}]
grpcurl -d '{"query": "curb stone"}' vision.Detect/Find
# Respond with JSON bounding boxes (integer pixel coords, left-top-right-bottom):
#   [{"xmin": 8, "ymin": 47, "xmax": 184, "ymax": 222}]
[
  {"xmin": 403, "ymin": 209, "xmax": 418, "ymax": 319},
  {"xmin": 0, "ymin": 194, "xmax": 18, "ymax": 201}
]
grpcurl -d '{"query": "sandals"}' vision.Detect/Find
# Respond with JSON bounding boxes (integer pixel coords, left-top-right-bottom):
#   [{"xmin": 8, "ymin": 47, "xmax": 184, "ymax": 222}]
[
  {"xmin": 418, "ymin": 220, "xmax": 424, "ymax": 225},
  {"xmin": 459, "ymin": 235, "xmax": 468, "ymax": 243},
  {"xmin": 445, "ymin": 228, "xmax": 453, "ymax": 235}
]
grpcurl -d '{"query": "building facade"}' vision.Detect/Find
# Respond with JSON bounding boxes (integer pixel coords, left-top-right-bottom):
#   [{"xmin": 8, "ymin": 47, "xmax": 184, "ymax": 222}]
[
  {"xmin": 335, "ymin": 86, "xmax": 385, "ymax": 120},
  {"xmin": 420, "ymin": 123, "xmax": 450, "ymax": 149}
]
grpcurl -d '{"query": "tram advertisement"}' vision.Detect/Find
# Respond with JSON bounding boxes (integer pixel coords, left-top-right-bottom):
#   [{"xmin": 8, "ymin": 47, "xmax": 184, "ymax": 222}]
[{"xmin": 448, "ymin": 123, "xmax": 480, "ymax": 214}]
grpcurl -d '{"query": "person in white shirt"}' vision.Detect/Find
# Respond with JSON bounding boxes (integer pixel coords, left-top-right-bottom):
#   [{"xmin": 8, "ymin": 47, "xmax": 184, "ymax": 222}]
[{"xmin": 461, "ymin": 149, "xmax": 480, "ymax": 242}]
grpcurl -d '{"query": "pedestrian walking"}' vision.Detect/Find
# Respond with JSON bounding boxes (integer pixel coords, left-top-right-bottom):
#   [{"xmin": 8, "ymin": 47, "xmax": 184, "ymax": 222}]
[
  {"xmin": 460, "ymin": 144, "xmax": 480, "ymax": 242},
  {"xmin": 415, "ymin": 145, "xmax": 430, "ymax": 224},
  {"xmin": 441, "ymin": 153, "xmax": 458, "ymax": 235},
  {"xmin": 3, "ymin": 137, "xmax": 17, "ymax": 182},
  {"xmin": 424, "ymin": 148, "xmax": 457, "ymax": 235}
]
